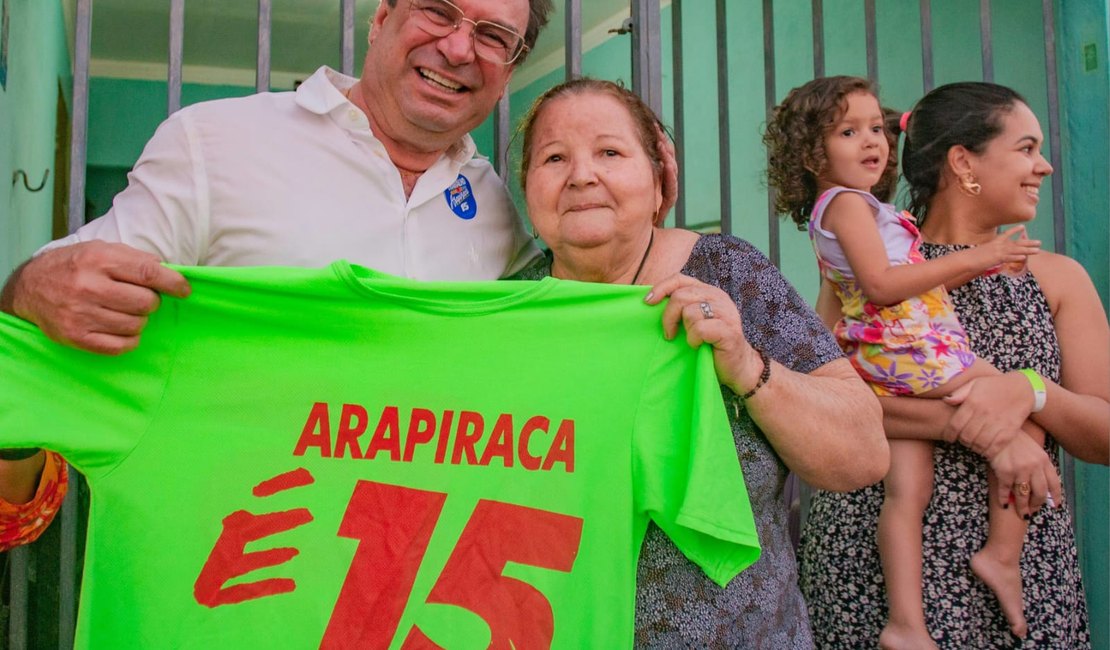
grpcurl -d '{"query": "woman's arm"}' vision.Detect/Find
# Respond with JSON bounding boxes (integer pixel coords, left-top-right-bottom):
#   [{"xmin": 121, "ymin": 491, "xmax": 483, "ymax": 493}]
[
  {"xmin": 747, "ymin": 357, "xmax": 888, "ymax": 491},
  {"xmin": 822, "ymin": 193, "xmax": 1038, "ymax": 306},
  {"xmin": 648, "ymin": 273, "xmax": 888, "ymax": 491},
  {"xmin": 1039, "ymin": 258, "xmax": 1110, "ymax": 463},
  {"xmin": 1020, "ymin": 253, "xmax": 1107, "ymax": 462},
  {"xmin": 935, "ymin": 254, "xmax": 1109, "ymax": 464},
  {"xmin": 880, "ymin": 394, "xmax": 1061, "ymax": 517},
  {"xmin": 935, "ymin": 254, "xmax": 1104, "ymax": 457}
]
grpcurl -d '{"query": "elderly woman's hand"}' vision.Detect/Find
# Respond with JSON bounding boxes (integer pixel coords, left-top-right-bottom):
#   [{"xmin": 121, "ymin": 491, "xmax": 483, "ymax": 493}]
[
  {"xmin": 988, "ymin": 430, "xmax": 1063, "ymax": 519},
  {"xmin": 646, "ymin": 274, "xmax": 761, "ymax": 393},
  {"xmin": 941, "ymin": 373, "xmax": 1037, "ymax": 458}
]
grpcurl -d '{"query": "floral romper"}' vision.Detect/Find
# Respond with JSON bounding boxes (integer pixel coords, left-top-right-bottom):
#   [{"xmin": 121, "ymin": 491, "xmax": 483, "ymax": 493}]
[{"xmin": 809, "ymin": 187, "xmax": 975, "ymax": 396}]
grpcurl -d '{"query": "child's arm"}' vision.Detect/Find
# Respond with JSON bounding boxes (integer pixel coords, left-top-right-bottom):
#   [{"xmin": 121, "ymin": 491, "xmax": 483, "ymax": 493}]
[
  {"xmin": 939, "ymin": 231, "xmax": 1029, "ymax": 291},
  {"xmin": 821, "ymin": 192, "xmax": 1040, "ymax": 306}
]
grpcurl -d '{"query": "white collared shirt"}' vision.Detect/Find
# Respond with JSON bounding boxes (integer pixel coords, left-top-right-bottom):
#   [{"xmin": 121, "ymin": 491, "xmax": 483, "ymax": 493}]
[{"xmin": 45, "ymin": 66, "xmax": 538, "ymax": 280}]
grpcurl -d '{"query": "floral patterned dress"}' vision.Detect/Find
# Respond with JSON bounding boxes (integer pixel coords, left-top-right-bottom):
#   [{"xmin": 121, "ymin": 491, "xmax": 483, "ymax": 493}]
[{"xmin": 798, "ymin": 242, "xmax": 1091, "ymax": 649}]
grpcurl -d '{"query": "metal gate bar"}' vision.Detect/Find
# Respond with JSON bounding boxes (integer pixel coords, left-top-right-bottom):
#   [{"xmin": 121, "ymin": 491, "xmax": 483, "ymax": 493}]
[
  {"xmin": 565, "ymin": 0, "xmax": 581, "ymax": 79},
  {"xmin": 1039, "ymin": 0, "xmax": 1075, "ymax": 516},
  {"xmin": 168, "ymin": 0, "xmax": 185, "ymax": 114},
  {"xmin": 762, "ymin": 0, "xmax": 778, "ymax": 264},
  {"xmin": 714, "ymin": 0, "xmax": 732, "ymax": 235},
  {"xmin": 631, "ymin": 0, "xmax": 663, "ymax": 116},
  {"xmin": 494, "ymin": 94, "xmax": 511, "ymax": 179},
  {"xmin": 670, "ymin": 0, "xmax": 685, "ymax": 228},
  {"xmin": 256, "ymin": 0, "xmax": 271, "ymax": 92},
  {"xmin": 811, "ymin": 0, "xmax": 824, "ymax": 77},
  {"xmin": 919, "ymin": 0, "xmax": 934, "ymax": 92},
  {"xmin": 8, "ymin": 546, "xmax": 27, "ymax": 650},
  {"xmin": 979, "ymin": 0, "xmax": 994, "ymax": 82},
  {"xmin": 864, "ymin": 0, "xmax": 878, "ymax": 83},
  {"xmin": 59, "ymin": 4, "xmax": 93, "ymax": 643},
  {"xmin": 1041, "ymin": 0, "xmax": 1064, "ymax": 255},
  {"xmin": 341, "ymin": 0, "xmax": 356, "ymax": 76}
]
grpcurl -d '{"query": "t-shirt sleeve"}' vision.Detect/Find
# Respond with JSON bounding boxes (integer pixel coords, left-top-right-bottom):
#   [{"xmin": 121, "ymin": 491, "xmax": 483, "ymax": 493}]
[
  {"xmin": 718, "ymin": 238, "xmax": 843, "ymax": 374},
  {"xmin": 37, "ymin": 109, "xmax": 206, "ymax": 264},
  {"xmin": 0, "ymin": 308, "xmax": 179, "ymax": 478},
  {"xmin": 633, "ymin": 343, "xmax": 761, "ymax": 587}
]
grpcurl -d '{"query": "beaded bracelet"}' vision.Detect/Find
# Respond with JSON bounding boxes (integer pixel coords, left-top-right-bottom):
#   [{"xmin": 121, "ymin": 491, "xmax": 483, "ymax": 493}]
[{"xmin": 740, "ymin": 349, "xmax": 771, "ymax": 400}]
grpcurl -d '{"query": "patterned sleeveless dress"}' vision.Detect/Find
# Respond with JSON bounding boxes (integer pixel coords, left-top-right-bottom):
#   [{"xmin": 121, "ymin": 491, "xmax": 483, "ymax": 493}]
[{"xmin": 798, "ymin": 242, "xmax": 1091, "ymax": 649}]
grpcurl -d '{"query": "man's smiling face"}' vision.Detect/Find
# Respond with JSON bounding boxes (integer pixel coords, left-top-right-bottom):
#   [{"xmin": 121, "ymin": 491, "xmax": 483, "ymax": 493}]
[{"xmin": 362, "ymin": 0, "xmax": 529, "ymax": 150}]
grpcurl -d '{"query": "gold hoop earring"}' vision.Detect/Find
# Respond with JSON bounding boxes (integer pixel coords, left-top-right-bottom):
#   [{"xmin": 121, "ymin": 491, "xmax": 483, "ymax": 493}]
[{"xmin": 958, "ymin": 173, "xmax": 982, "ymax": 197}]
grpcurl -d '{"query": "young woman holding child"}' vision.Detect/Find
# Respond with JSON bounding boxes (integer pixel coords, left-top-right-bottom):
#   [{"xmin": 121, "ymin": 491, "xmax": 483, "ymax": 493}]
[{"xmin": 787, "ymin": 79, "xmax": 1108, "ymax": 648}]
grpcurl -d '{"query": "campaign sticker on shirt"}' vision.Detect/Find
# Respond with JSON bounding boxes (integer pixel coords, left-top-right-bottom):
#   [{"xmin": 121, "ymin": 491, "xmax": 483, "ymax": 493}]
[{"xmin": 444, "ymin": 174, "xmax": 478, "ymax": 220}]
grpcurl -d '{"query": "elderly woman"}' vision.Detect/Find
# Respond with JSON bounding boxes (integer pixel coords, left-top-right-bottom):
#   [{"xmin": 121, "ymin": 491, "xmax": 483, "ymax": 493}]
[
  {"xmin": 514, "ymin": 77, "xmax": 888, "ymax": 648},
  {"xmin": 798, "ymin": 82, "xmax": 1109, "ymax": 649}
]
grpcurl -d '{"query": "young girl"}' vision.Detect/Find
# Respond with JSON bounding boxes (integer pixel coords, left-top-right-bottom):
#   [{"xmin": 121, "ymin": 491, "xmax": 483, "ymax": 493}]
[{"xmin": 764, "ymin": 76, "xmax": 1054, "ymax": 649}]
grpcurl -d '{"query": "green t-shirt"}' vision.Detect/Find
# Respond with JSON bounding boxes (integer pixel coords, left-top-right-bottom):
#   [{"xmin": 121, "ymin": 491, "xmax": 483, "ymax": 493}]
[{"xmin": 0, "ymin": 263, "xmax": 760, "ymax": 649}]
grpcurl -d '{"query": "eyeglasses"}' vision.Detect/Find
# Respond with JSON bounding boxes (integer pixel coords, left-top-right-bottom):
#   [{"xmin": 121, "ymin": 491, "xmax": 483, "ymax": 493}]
[{"xmin": 408, "ymin": 0, "xmax": 529, "ymax": 65}]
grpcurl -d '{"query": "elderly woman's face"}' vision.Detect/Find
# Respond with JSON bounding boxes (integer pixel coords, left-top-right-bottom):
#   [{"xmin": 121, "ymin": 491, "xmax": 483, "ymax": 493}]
[{"xmin": 524, "ymin": 93, "xmax": 662, "ymax": 252}]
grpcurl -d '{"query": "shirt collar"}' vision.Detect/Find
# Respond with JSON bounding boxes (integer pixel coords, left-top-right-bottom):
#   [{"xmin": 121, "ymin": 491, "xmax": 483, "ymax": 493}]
[{"xmin": 294, "ymin": 65, "xmax": 477, "ymax": 164}]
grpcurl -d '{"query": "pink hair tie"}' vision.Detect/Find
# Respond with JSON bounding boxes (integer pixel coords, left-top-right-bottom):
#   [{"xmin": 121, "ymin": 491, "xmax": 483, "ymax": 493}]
[{"xmin": 899, "ymin": 111, "xmax": 911, "ymax": 134}]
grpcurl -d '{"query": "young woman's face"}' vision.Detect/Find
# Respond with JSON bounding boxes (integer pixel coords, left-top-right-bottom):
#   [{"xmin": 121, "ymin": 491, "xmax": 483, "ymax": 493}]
[
  {"xmin": 818, "ymin": 91, "xmax": 889, "ymax": 193},
  {"xmin": 965, "ymin": 101, "xmax": 1053, "ymax": 224}
]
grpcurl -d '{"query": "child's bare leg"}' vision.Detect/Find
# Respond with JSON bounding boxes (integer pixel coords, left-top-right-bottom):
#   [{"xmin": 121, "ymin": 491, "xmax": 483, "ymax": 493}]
[
  {"xmin": 971, "ymin": 421, "xmax": 1046, "ymax": 639},
  {"xmin": 879, "ymin": 440, "xmax": 939, "ymax": 650}
]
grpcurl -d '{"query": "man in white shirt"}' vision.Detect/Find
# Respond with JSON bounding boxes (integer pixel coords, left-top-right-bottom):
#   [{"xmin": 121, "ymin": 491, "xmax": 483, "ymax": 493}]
[
  {"xmin": 1, "ymin": 0, "xmax": 552, "ymax": 356},
  {"xmin": 0, "ymin": 0, "xmax": 562, "ymax": 516},
  {"xmin": 0, "ymin": 0, "xmax": 676, "ymax": 515}
]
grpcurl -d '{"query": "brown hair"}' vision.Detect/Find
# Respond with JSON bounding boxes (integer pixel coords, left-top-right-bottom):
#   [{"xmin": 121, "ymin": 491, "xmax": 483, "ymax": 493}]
[
  {"xmin": 763, "ymin": 76, "xmax": 899, "ymax": 230},
  {"xmin": 518, "ymin": 78, "xmax": 666, "ymax": 219}
]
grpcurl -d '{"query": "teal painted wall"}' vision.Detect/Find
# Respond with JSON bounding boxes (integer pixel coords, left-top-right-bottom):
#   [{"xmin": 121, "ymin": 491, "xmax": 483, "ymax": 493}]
[
  {"xmin": 84, "ymin": 79, "xmax": 256, "ymax": 219},
  {"xmin": 87, "ymin": 78, "xmax": 254, "ymax": 169},
  {"xmin": 1059, "ymin": 1, "xmax": 1109, "ymax": 647},
  {"xmin": 0, "ymin": 0, "xmax": 69, "ymax": 277}
]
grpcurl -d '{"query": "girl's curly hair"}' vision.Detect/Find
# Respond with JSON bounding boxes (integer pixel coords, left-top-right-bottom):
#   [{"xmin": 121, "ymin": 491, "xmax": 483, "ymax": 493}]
[{"xmin": 763, "ymin": 76, "xmax": 899, "ymax": 230}]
